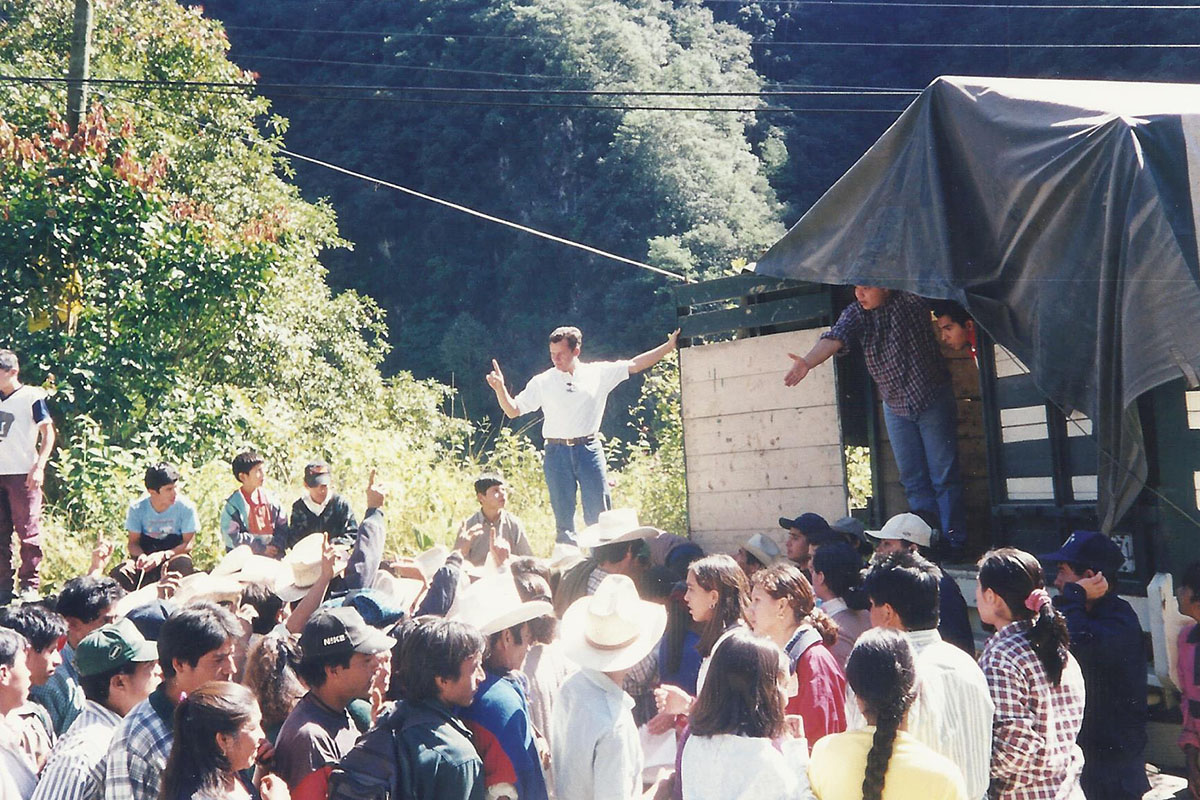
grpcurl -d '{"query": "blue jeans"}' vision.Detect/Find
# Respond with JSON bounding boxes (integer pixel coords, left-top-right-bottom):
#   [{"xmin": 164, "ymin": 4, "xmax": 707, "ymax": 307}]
[
  {"xmin": 544, "ymin": 440, "xmax": 611, "ymax": 543},
  {"xmin": 882, "ymin": 385, "xmax": 966, "ymax": 547}
]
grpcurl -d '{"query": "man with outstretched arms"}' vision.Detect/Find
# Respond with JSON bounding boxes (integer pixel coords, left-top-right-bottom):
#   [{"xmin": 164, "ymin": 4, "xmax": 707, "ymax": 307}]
[{"xmin": 487, "ymin": 326, "xmax": 677, "ymax": 543}]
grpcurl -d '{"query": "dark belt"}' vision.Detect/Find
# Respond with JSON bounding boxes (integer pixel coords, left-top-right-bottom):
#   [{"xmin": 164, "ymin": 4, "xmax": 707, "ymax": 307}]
[{"xmin": 545, "ymin": 434, "xmax": 598, "ymax": 446}]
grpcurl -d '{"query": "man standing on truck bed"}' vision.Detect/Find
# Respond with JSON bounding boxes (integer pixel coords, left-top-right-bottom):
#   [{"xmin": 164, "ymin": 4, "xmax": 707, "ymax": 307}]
[
  {"xmin": 487, "ymin": 326, "xmax": 677, "ymax": 544},
  {"xmin": 783, "ymin": 287, "xmax": 967, "ymax": 558}
]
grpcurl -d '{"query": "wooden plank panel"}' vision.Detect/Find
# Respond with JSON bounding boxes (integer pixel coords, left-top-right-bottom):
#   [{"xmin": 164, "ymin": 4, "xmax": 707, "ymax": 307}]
[
  {"xmin": 682, "ymin": 406, "xmax": 842, "ymax": 455},
  {"xmin": 672, "ymin": 274, "xmax": 819, "ymax": 307},
  {"xmin": 680, "ymin": 329, "xmax": 828, "ymax": 383},
  {"xmin": 679, "ymin": 294, "xmax": 830, "ymax": 338},
  {"xmin": 687, "ymin": 448, "xmax": 845, "ymax": 493},
  {"xmin": 688, "ymin": 485, "xmax": 847, "ymax": 533},
  {"xmin": 690, "ymin": 529, "xmax": 787, "ymax": 556}
]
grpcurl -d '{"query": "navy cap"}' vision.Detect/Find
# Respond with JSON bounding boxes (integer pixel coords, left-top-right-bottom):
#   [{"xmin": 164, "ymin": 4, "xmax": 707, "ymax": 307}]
[
  {"xmin": 1038, "ymin": 531, "xmax": 1124, "ymax": 575},
  {"xmin": 778, "ymin": 512, "xmax": 838, "ymax": 546}
]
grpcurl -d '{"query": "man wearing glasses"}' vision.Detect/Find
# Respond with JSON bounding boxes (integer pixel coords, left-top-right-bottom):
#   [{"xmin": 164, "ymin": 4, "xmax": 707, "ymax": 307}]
[{"xmin": 487, "ymin": 326, "xmax": 678, "ymax": 544}]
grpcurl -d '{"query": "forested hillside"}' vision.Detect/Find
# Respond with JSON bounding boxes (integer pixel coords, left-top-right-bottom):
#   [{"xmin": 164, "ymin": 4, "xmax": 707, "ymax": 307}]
[
  {"xmin": 202, "ymin": 0, "xmax": 788, "ymax": 422},
  {"xmin": 203, "ymin": 0, "xmax": 1200, "ymax": 422}
]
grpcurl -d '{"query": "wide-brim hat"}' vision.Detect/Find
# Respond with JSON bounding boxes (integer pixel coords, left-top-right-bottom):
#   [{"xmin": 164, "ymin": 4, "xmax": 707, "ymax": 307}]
[
  {"xmin": 549, "ymin": 543, "xmax": 583, "ymax": 568},
  {"xmin": 742, "ymin": 533, "xmax": 783, "ymax": 567},
  {"xmin": 454, "ymin": 574, "xmax": 554, "ymax": 636},
  {"xmin": 560, "ymin": 573, "xmax": 666, "ymax": 672},
  {"xmin": 866, "ymin": 512, "xmax": 932, "ymax": 548},
  {"xmin": 575, "ymin": 508, "xmax": 660, "ymax": 550},
  {"xmin": 172, "ymin": 573, "xmax": 244, "ymax": 607},
  {"xmin": 276, "ymin": 533, "xmax": 328, "ymax": 602}
]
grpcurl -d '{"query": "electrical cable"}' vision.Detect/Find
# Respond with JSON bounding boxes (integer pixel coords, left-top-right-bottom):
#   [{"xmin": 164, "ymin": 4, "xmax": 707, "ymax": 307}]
[
  {"xmin": 0, "ymin": 76, "xmax": 911, "ymax": 113},
  {"xmin": 0, "ymin": 74, "xmax": 917, "ymax": 97},
  {"xmin": 87, "ymin": 85, "xmax": 696, "ymax": 283}
]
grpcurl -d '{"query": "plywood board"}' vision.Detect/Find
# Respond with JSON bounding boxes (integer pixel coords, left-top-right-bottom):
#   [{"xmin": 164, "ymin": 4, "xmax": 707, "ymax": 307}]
[
  {"xmin": 681, "ymin": 330, "xmax": 835, "ymax": 419},
  {"xmin": 680, "ymin": 328, "xmax": 846, "ymax": 552},
  {"xmin": 680, "ymin": 329, "xmax": 827, "ymax": 381},
  {"xmin": 688, "ymin": 486, "xmax": 847, "ymax": 534},
  {"xmin": 687, "ymin": 448, "xmax": 845, "ymax": 493},
  {"xmin": 682, "ymin": 406, "xmax": 841, "ymax": 456}
]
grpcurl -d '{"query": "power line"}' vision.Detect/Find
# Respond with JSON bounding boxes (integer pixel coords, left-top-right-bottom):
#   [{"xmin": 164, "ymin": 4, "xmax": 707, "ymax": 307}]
[
  {"xmin": 251, "ymin": 0, "xmax": 1200, "ymax": 5},
  {"xmin": 233, "ymin": 52, "xmax": 924, "ymax": 93},
  {"xmin": 0, "ymin": 74, "xmax": 918, "ymax": 96},
  {"xmin": 701, "ymin": 0, "xmax": 1200, "ymax": 7},
  {"xmin": 86, "ymin": 86, "xmax": 696, "ymax": 283},
  {"xmin": 240, "ymin": 53, "xmax": 579, "ymax": 82},
  {"xmin": 0, "ymin": 76, "xmax": 911, "ymax": 113},
  {"xmin": 214, "ymin": 22, "xmax": 1200, "ymax": 48}
]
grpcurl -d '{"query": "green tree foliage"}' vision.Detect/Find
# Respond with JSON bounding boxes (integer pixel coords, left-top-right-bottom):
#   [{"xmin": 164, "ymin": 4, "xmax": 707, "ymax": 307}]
[
  {"xmin": 0, "ymin": 0, "xmax": 390, "ymax": 465},
  {"xmin": 203, "ymin": 0, "xmax": 785, "ymax": 422}
]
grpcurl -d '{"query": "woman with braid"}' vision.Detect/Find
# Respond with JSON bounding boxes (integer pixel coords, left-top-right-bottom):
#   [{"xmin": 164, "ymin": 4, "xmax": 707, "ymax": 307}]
[
  {"xmin": 976, "ymin": 548, "xmax": 1086, "ymax": 800},
  {"xmin": 808, "ymin": 628, "xmax": 966, "ymax": 800}
]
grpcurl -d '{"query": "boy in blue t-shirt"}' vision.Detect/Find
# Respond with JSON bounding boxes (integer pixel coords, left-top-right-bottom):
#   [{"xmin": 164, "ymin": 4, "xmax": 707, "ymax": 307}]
[{"xmin": 110, "ymin": 463, "xmax": 197, "ymax": 591}]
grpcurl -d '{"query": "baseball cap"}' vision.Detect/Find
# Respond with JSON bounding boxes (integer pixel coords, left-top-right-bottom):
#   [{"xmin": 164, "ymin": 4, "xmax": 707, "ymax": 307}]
[
  {"xmin": 866, "ymin": 513, "xmax": 932, "ymax": 548},
  {"xmin": 75, "ymin": 618, "xmax": 158, "ymax": 677},
  {"xmin": 304, "ymin": 461, "xmax": 332, "ymax": 487},
  {"xmin": 300, "ymin": 607, "xmax": 396, "ymax": 659},
  {"xmin": 830, "ymin": 516, "xmax": 867, "ymax": 543},
  {"xmin": 1038, "ymin": 531, "xmax": 1124, "ymax": 575},
  {"xmin": 778, "ymin": 512, "xmax": 839, "ymax": 546}
]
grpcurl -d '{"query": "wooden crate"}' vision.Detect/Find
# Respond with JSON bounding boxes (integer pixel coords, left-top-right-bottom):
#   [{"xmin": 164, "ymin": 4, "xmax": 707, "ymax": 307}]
[{"xmin": 680, "ymin": 329, "xmax": 847, "ymax": 555}]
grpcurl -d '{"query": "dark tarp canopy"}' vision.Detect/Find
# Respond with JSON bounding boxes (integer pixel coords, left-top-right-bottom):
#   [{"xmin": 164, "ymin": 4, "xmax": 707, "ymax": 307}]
[{"xmin": 754, "ymin": 76, "xmax": 1200, "ymax": 532}]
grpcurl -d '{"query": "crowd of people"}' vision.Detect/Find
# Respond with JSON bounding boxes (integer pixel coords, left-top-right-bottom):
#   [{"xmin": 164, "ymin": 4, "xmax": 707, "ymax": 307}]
[
  {"xmin": 0, "ymin": 450, "xmax": 1168, "ymax": 800},
  {"xmin": 0, "ymin": 295, "xmax": 1172, "ymax": 800}
]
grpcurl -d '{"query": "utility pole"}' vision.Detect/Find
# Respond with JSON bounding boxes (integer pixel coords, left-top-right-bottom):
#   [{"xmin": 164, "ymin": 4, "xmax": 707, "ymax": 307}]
[{"xmin": 65, "ymin": 0, "xmax": 93, "ymax": 134}]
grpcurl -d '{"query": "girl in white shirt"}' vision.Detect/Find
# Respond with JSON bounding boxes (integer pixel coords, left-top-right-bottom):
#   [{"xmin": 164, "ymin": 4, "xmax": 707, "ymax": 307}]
[{"xmin": 679, "ymin": 629, "xmax": 809, "ymax": 800}]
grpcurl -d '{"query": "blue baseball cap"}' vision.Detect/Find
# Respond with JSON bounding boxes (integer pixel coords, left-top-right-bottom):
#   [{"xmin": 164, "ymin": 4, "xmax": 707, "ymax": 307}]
[{"xmin": 1038, "ymin": 531, "xmax": 1124, "ymax": 575}]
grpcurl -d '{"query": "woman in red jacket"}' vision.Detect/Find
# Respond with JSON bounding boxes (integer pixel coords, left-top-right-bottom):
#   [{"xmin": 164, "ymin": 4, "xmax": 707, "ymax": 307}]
[{"xmin": 747, "ymin": 562, "xmax": 847, "ymax": 749}]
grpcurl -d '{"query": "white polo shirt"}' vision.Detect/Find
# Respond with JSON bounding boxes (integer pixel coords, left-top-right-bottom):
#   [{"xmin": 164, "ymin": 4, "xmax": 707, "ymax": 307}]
[{"xmin": 513, "ymin": 360, "xmax": 632, "ymax": 440}]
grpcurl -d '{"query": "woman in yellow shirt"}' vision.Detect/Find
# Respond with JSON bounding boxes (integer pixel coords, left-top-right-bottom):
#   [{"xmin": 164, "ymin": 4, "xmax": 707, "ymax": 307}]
[{"xmin": 808, "ymin": 629, "xmax": 968, "ymax": 800}]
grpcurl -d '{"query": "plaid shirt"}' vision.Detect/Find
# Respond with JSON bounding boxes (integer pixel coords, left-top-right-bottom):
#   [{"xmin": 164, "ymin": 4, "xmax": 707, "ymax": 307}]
[
  {"xmin": 102, "ymin": 686, "xmax": 174, "ymax": 800},
  {"xmin": 979, "ymin": 620, "xmax": 1086, "ymax": 800},
  {"xmin": 823, "ymin": 291, "xmax": 949, "ymax": 417}
]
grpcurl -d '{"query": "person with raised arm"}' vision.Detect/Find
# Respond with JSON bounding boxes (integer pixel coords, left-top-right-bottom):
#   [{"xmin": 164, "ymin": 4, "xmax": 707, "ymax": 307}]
[{"xmin": 487, "ymin": 326, "xmax": 677, "ymax": 543}]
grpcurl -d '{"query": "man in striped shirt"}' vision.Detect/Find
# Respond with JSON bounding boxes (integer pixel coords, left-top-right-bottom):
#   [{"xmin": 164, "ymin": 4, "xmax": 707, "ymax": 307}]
[{"xmin": 33, "ymin": 619, "xmax": 159, "ymax": 800}]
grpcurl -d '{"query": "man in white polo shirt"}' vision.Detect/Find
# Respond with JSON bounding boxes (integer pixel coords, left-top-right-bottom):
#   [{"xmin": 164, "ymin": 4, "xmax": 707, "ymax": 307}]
[
  {"xmin": 0, "ymin": 349, "xmax": 54, "ymax": 602},
  {"xmin": 487, "ymin": 326, "xmax": 677, "ymax": 543}
]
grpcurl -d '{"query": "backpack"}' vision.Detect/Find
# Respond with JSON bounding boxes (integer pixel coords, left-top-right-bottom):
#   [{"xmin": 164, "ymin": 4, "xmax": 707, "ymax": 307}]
[{"xmin": 327, "ymin": 706, "xmax": 415, "ymax": 800}]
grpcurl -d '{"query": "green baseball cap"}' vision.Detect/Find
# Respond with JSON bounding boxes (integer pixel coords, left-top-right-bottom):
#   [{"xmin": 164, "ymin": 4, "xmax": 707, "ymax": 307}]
[{"xmin": 75, "ymin": 618, "xmax": 158, "ymax": 677}]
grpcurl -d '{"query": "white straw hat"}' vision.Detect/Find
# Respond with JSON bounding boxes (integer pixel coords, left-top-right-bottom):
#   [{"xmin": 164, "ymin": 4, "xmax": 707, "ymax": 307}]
[
  {"xmin": 560, "ymin": 574, "xmax": 667, "ymax": 672},
  {"xmin": 454, "ymin": 574, "xmax": 554, "ymax": 636},
  {"xmin": 575, "ymin": 509, "xmax": 660, "ymax": 550}
]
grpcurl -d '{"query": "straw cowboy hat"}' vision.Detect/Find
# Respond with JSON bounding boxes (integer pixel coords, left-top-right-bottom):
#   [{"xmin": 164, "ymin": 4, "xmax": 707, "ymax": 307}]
[
  {"xmin": 171, "ymin": 572, "xmax": 244, "ymax": 608},
  {"xmin": 575, "ymin": 509, "xmax": 660, "ymax": 551},
  {"xmin": 741, "ymin": 533, "xmax": 784, "ymax": 567},
  {"xmin": 454, "ymin": 573, "xmax": 554, "ymax": 636},
  {"xmin": 275, "ymin": 533, "xmax": 330, "ymax": 602},
  {"xmin": 560, "ymin": 573, "xmax": 666, "ymax": 672}
]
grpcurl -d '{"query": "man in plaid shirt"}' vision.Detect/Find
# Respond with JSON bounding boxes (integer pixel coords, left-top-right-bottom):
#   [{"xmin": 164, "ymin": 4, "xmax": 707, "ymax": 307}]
[
  {"xmin": 979, "ymin": 619, "xmax": 1086, "ymax": 800},
  {"xmin": 102, "ymin": 603, "xmax": 239, "ymax": 800},
  {"xmin": 784, "ymin": 286, "xmax": 966, "ymax": 555}
]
